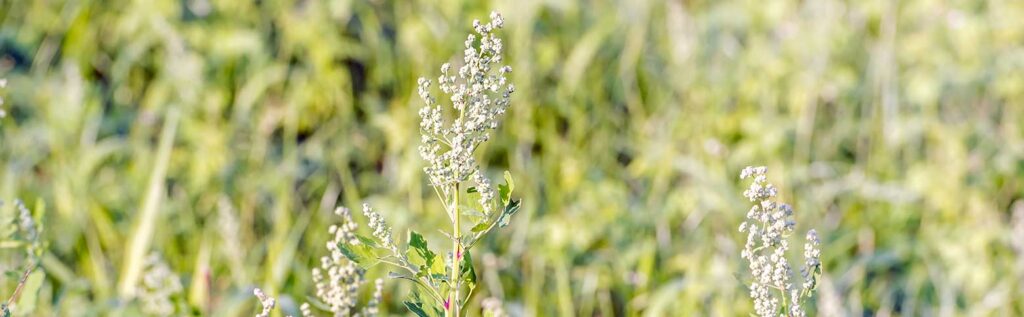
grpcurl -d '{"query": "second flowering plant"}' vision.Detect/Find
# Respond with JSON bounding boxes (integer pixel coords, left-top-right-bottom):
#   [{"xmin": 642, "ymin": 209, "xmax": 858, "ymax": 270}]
[{"xmin": 737, "ymin": 166, "xmax": 822, "ymax": 317}]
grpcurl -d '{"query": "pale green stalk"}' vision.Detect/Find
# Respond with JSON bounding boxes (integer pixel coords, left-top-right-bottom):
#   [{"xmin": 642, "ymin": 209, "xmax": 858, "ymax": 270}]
[
  {"xmin": 449, "ymin": 183, "xmax": 461, "ymax": 317},
  {"xmin": 118, "ymin": 108, "xmax": 179, "ymax": 297}
]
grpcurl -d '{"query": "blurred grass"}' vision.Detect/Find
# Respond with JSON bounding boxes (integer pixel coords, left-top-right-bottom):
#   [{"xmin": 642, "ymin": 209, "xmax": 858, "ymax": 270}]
[{"xmin": 0, "ymin": 0, "xmax": 1023, "ymax": 316}]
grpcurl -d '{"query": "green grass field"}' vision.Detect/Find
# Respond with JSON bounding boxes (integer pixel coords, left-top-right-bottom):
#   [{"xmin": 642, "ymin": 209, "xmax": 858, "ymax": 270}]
[{"xmin": 1, "ymin": 0, "xmax": 1023, "ymax": 315}]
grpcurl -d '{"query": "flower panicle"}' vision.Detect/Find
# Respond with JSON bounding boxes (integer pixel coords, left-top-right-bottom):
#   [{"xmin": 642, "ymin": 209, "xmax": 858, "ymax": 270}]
[
  {"xmin": 254, "ymin": 207, "xmax": 380, "ymax": 317},
  {"xmin": 417, "ymin": 11, "xmax": 515, "ymax": 195},
  {"xmin": 738, "ymin": 166, "xmax": 822, "ymax": 317}
]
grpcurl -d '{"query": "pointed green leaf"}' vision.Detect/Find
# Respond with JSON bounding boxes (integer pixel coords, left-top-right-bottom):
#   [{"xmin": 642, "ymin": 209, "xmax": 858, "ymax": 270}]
[
  {"xmin": 470, "ymin": 222, "xmax": 490, "ymax": 233},
  {"xmin": 403, "ymin": 288, "xmax": 443, "ymax": 317},
  {"xmin": 460, "ymin": 250, "xmax": 477, "ymax": 291},
  {"xmin": 14, "ymin": 270, "xmax": 43, "ymax": 314},
  {"xmin": 337, "ymin": 241, "xmax": 376, "ymax": 268},
  {"xmin": 504, "ymin": 171, "xmax": 514, "ymax": 193},
  {"xmin": 460, "ymin": 207, "xmax": 485, "ymax": 218},
  {"xmin": 356, "ymin": 234, "xmax": 380, "ymax": 248},
  {"xmin": 497, "ymin": 198, "xmax": 521, "ymax": 228},
  {"xmin": 405, "ymin": 300, "xmax": 430, "ymax": 317},
  {"xmin": 466, "ymin": 186, "xmax": 478, "ymax": 193},
  {"xmin": 407, "ymin": 231, "xmax": 437, "ymax": 273},
  {"xmin": 498, "ymin": 172, "xmax": 514, "ymax": 206},
  {"xmin": 429, "ymin": 255, "xmax": 446, "ymax": 277}
]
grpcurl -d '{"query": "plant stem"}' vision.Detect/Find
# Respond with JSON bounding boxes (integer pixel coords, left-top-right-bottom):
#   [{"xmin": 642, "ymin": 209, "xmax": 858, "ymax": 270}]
[
  {"xmin": 5, "ymin": 264, "xmax": 35, "ymax": 310},
  {"xmin": 780, "ymin": 285, "xmax": 788, "ymax": 315},
  {"xmin": 450, "ymin": 182, "xmax": 461, "ymax": 317},
  {"xmin": 450, "ymin": 99, "xmax": 467, "ymax": 317}
]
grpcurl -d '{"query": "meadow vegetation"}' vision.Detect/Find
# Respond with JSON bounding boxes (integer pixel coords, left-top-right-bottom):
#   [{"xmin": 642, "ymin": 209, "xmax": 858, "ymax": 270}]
[{"xmin": 1, "ymin": 0, "xmax": 1023, "ymax": 316}]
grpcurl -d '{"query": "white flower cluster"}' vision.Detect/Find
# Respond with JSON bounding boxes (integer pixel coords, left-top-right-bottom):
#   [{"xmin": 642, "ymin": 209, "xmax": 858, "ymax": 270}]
[
  {"xmin": 473, "ymin": 170, "xmax": 495, "ymax": 215},
  {"xmin": 738, "ymin": 166, "xmax": 821, "ymax": 317},
  {"xmin": 138, "ymin": 253, "xmax": 182, "ymax": 316},
  {"xmin": 801, "ymin": 230, "xmax": 821, "ymax": 291},
  {"xmin": 307, "ymin": 266, "xmax": 383, "ymax": 317},
  {"xmin": 11, "ymin": 200, "xmax": 37, "ymax": 244},
  {"xmin": 311, "ymin": 259, "xmax": 362, "ymax": 316},
  {"xmin": 417, "ymin": 11, "xmax": 515, "ymax": 205},
  {"xmin": 328, "ymin": 207, "xmax": 359, "ymax": 247},
  {"xmin": 362, "ymin": 203, "xmax": 397, "ymax": 253},
  {"xmin": 253, "ymin": 206, "xmax": 383, "ymax": 317},
  {"xmin": 364, "ymin": 279, "xmax": 384, "ymax": 316},
  {"xmin": 253, "ymin": 288, "xmax": 276, "ymax": 317},
  {"xmin": 308, "ymin": 206, "xmax": 376, "ymax": 317}
]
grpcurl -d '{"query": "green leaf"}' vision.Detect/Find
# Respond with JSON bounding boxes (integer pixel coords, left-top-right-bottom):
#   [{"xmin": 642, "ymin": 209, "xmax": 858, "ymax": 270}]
[
  {"xmin": 337, "ymin": 241, "xmax": 376, "ymax": 268},
  {"xmin": 498, "ymin": 171, "xmax": 515, "ymax": 206},
  {"xmin": 14, "ymin": 270, "xmax": 44, "ymax": 314},
  {"xmin": 407, "ymin": 231, "xmax": 436, "ymax": 265},
  {"xmin": 405, "ymin": 300, "xmax": 430, "ymax": 317},
  {"xmin": 407, "ymin": 231, "xmax": 441, "ymax": 277},
  {"xmin": 504, "ymin": 171, "xmax": 515, "ymax": 192},
  {"xmin": 460, "ymin": 207, "xmax": 485, "ymax": 218},
  {"xmin": 390, "ymin": 271, "xmax": 441, "ymax": 288},
  {"xmin": 429, "ymin": 257, "xmax": 446, "ymax": 278},
  {"xmin": 403, "ymin": 288, "xmax": 443, "ymax": 317},
  {"xmin": 497, "ymin": 198, "xmax": 521, "ymax": 228},
  {"xmin": 470, "ymin": 222, "xmax": 490, "ymax": 233},
  {"xmin": 356, "ymin": 234, "xmax": 380, "ymax": 248},
  {"xmin": 460, "ymin": 250, "xmax": 477, "ymax": 291},
  {"xmin": 463, "ymin": 187, "xmax": 486, "ymax": 218}
]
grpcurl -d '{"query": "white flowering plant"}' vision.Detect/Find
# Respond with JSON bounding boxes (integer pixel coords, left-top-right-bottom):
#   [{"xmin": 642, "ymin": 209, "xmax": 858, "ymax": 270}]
[
  {"xmin": 335, "ymin": 11, "xmax": 519, "ymax": 317},
  {"xmin": 1, "ymin": 82, "xmax": 47, "ymax": 317},
  {"xmin": 738, "ymin": 166, "xmax": 822, "ymax": 317},
  {"xmin": 137, "ymin": 253, "xmax": 183, "ymax": 316},
  {"xmin": 253, "ymin": 207, "xmax": 383, "ymax": 317},
  {"xmin": 0, "ymin": 200, "xmax": 46, "ymax": 317}
]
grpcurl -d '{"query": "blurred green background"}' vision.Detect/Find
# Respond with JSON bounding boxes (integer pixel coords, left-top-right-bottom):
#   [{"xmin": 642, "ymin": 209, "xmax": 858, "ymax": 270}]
[{"xmin": 1, "ymin": 0, "xmax": 1023, "ymax": 315}]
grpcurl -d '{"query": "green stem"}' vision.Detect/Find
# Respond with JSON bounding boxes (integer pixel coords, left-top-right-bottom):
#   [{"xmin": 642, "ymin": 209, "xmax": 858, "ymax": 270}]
[
  {"xmin": 449, "ymin": 183, "xmax": 461, "ymax": 317},
  {"xmin": 779, "ymin": 285, "xmax": 788, "ymax": 315}
]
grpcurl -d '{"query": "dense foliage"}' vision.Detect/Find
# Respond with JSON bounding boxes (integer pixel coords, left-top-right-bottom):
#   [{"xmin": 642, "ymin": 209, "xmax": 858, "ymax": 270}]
[{"xmin": 1, "ymin": 0, "xmax": 1023, "ymax": 315}]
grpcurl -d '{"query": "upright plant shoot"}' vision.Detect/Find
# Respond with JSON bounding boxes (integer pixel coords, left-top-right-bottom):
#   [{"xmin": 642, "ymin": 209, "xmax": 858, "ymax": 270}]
[
  {"xmin": 738, "ymin": 166, "xmax": 821, "ymax": 317},
  {"xmin": 338, "ymin": 11, "xmax": 519, "ymax": 317}
]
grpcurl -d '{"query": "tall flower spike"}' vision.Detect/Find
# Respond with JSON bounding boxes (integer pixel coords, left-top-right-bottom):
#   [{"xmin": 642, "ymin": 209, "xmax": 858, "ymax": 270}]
[
  {"xmin": 362, "ymin": 279, "xmax": 384, "ymax": 316},
  {"xmin": 802, "ymin": 229, "xmax": 821, "ymax": 291},
  {"xmin": 417, "ymin": 11, "xmax": 515, "ymax": 190},
  {"xmin": 362, "ymin": 203, "xmax": 397, "ymax": 253},
  {"xmin": 253, "ymin": 288, "xmax": 275, "ymax": 317},
  {"xmin": 738, "ymin": 166, "xmax": 820, "ymax": 317}
]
